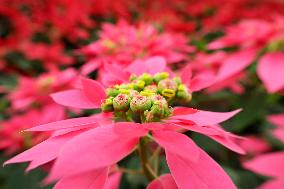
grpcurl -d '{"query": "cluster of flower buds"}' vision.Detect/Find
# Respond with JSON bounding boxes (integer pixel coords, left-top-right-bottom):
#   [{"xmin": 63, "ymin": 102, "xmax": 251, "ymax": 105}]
[{"xmin": 101, "ymin": 72, "xmax": 192, "ymax": 123}]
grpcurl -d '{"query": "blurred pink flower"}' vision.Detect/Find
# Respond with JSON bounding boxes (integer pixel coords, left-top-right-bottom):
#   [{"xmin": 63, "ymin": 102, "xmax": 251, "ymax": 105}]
[
  {"xmin": 80, "ymin": 20, "xmax": 193, "ymax": 75},
  {"xmin": 239, "ymin": 136, "xmax": 270, "ymax": 155},
  {"xmin": 208, "ymin": 17, "xmax": 284, "ymax": 93},
  {"xmin": 268, "ymin": 113, "xmax": 284, "ymax": 143},
  {"xmin": 244, "ymin": 152, "xmax": 284, "ymax": 189},
  {"xmin": 9, "ymin": 68, "xmax": 77, "ymax": 111},
  {"xmin": 0, "ymin": 104, "xmax": 65, "ymax": 155},
  {"xmin": 257, "ymin": 53, "xmax": 284, "ymax": 93}
]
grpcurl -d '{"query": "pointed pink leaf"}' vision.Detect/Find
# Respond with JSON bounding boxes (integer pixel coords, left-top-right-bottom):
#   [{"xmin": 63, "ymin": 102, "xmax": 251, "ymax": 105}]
[
  {"xmin": 168, "ymin": 122, "xmax": 221, "ymax": 136},
  {"xmin": 126, "ymin": 59, "xmax": 146, "ymax": 75},
  {"xmin": 217, "ymin": 50, "xmax": 256, "ymax": 81},
  {"xmin": 81, "ymin": 59, "xmax": 102, "ymax": 75},
  {"xmin": 113, "ymin": 122, "xmax": 148, "ymax": 137},
  {"xmin": 126, "ymin": 56, "xmax": 166, "ymax": 75},
  {"xmin": 258, "ymin": 179, "xmax": 284, "ymax": 189},
  {"xmin": 153, "ymin": 130, "xmax": 199, "ymax": 162},
  {"xmin": 209, "ymin": 133, "xmax": 245, "ymax": 154},
  {"xmin": 268, "ymin": 114, "xmax": 284, "ymax": 128},
  {"xmin": 189, "ymin": 71, "xmax": 216, "ymax": 92},
  {"xmin": 26, "ymin": 116, "xmax": 101, "ymax": 132},
  {"xmin": 81, "ymin": 77, "xmax": 106, "ymax": 105},
  {"xmin": 54, "ymin": 168, "xmax": 108, "ymax": 189},
  {"xmin": 172, "ymin": 107, "xmax": 198, "ymax": 116},
  {"xmin": 257, "ymin": 53, "xmax": 284, "ymax": 93},
  {"xmin": 180, "ymin": 65, "xmax": 192, "ymax": 85},
  {"xmin": 4, "ymin": 131, "xmax": 81, "ymax": 170},
  {"xmin": 273, "ymin": 129, "xmax": 284, "ymax": 143},
  {"xmin": 170, "ymin": 109, "xmax": 241, "ymax": 126},
  {"xmin": 145, "ymin": 56, "xmax": 167, "ymax": 75},
  {"xmin": 166, "ymin": 149, "xmax": 237, "ymax": 189},
  {"xmin": 147, "ymin": 174, "xmax": 178, "ymax": 189},
  {"xmin": 243, "ymin": 152, "xmax": 284, "ymax": 177},
  {"xmin": 239, "ymin": 136, "xmax": 269, "ymax": 155},
  {"xmin": 51, "ymin": 89, "xmax": 97, "ymax": 109},
  {"xmin": 168, "ymin": 122, "xmax": 245, "ymax": 154},
  {"xmin": 47, "ymin": 124, "xmax": 142, "ymax": 181}
]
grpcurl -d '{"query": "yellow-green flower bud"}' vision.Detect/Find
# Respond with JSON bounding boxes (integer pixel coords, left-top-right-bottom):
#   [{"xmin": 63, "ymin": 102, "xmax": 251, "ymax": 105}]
[
  {"xmin": 119, "ymin": 88, "xmax": 130, "ymax": 94},
  {"xmin": 129, "ymin": 89, "xmax": 139, "ymax": 97},
  {"xmin": 139, "ymin": 73, "xmax": 153, "ymax": 85},
  {"xmin": 145, "ymin": 95, "xmax": 171, "ymax": 121},
  {"xmin": 177, "ymin": 84, "xmax": 192, "ymax": 102},
  {"xmin": 129, "ymin": 74, "xmax": 138, "ymax": 81},
  {"xmin": 140, "ymin": 91, "xmax": 155, "ymax": 96},
  {"xmin": 144, "ymin": 85, "xmax": 158, "ymax": 93},
  {"xmin": 158, "ymin": 79, "xmax": 177, "ymax": 98},
  {"xmin": 130, "ymin": 95, "xmax": 152, "ymax": 112},
  {"xmin": 113, "ymin": 94, "xmax": 130, "ymax": 111},
  {"xmin": 173, "ymin": 77, "xmax": 182, "ymax": 85},
  {"xmin": 119, "ymin": 84, "xmax": 129, "ymax": 89},
  {"xmin": 161, "ymin": 89, "xmax": 175, "ymax": 98},
  {"xmin": 106, "ymin": 87, "xmax": 120, "ymax": 97},
  {"xmin": 101, "ymin": 97, "xmax": 114, "ymax": 112},
  {"xmin": 133, "ymin": 80, "xmax": 145, "ymax": 91},
  {"xmin": 153, "ymin": 72, "xmax": 169, "ymax": 83},
  {"xmin": 158, "ymin": 79, "xmax": 177, "ymax": 91}
]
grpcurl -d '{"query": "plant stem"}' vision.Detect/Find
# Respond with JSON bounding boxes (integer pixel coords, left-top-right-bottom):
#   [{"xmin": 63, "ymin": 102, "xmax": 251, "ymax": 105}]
[
  {"xmin": 138, "ymin": 138, "xmax": 157, "ymax": 181},
  {"xmin": 118, "ymin": 167, "xmax": 143, "ymax": 175}
]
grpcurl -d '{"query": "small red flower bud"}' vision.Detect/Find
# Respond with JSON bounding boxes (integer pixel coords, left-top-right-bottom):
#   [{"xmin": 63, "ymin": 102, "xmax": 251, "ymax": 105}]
[
  {"xmin": 113, "ymin": 94, "xmax": 130, "ymax": 111},
  {"xmin": 130, "ymin": 95, "xmax": 152, "ymax": 112}
]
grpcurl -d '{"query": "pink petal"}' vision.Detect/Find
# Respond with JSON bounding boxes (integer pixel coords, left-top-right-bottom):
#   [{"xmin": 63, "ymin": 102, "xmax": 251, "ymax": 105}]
[
  {"xmin": 145, "ymin": 56, "xmax": 167, "ymax": 75},
  {"xmin": 80, "ymin": 77, "xmax": 106, "ymax": 105},
  {"xmin": 104, "ymin": 172, "xmax": 122, "ymax": 189},
  {"xmin": 26, "ymin": 116, "xmax": 101, "ymax": 132},
  {"xmin": 238, "ymin": 136, "xmax": 270, "ymax": 155},
  {"xmin": 172, "ymin": 107, "xmax": 198, "ymax": 116},
  {"xmin": 166, "ymin": 149, "xmax": 237, "ymax": 189},
  {"xmin": 217, "ymin": 50, "xmax": 256, "ymax": 82},
  {"xmin": 81, "ymin": 59, "xmax": 102, "ymax": 75},
  {"xmin": 153, "ymin": 130, "xmax": 199, "ymax": 162},
  {"xmin": 209, "ymin": 133, "xmax": 246, "ymax": 154},
  {"xmin": 207, "ymin": 39, "xmax": 227, "ymax": 50},
  {"xmin": 47, "ymin": 124, "xmax": 145, "ymax": 181},
  {"xmin": 127, "ymin": 56, "xmax": 166, "ymax": 75},
  {"xmin": 180, "ymin": 65, "xmax": 192, "ymax": 85},
  {"xmin": 4, "ymin": 131, "xmax": 81, "ymax": 171},
  {"xmin": 147, "ymin": 174, "xmax": 178, "ymax": 189},
  {"xmin": 273, "ymin": 129, "xmax": 284, "ymax": 143},
  {"xmin": 167, "ymin": 123, "xmax": 245, "ymax": 154},
  {"xmin": 142, "ymin": 123, "xmax": 165, "ymax": 131},
  {"xmin": 54, "ymin": 168, "xmax": 108, "ymax": 189},
  {"xmin": 170, "ymin": 109, "xmax": 241, "ymax": 126},
  {"xmin": 257, "ymin": 53, "xmax": 284, "ymax": 93},
  {"xmin": 243, "ymin": 152, "xmax": 284, "ymax": 177},
  {"xmin": 259, "ymin": 179, "xmax": 284, "ymax": 189},
  {"xmin": 51, "ymin": 89, "xmax": 98, "ymax": 109},
  {"xmin": 268, "ymin": 114, "xmax": 284, "ymax": 128},
  {"xmin": 113, "ymin": 122, "xmax": 148, "ymax": 137},
  {"xmin": 189, "ymin": 71, "xmax": 216, "ymax": 92}
]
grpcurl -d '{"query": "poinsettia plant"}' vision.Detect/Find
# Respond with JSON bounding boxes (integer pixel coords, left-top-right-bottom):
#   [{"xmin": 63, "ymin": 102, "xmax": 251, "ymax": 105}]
[{"xmin": 4, "ymin": 72, "xmax": 246, "ymax": 189}]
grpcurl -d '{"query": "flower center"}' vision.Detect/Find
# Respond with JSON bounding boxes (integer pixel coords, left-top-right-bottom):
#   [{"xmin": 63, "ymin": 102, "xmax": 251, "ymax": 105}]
[{"xmin": 101, "ymin": 72, "xmax": 192, "ymax": 123}]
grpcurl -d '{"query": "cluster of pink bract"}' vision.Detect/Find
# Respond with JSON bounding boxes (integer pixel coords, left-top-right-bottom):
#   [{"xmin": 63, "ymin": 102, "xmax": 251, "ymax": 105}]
[
  {"xmin": 1, "ymin": 1, "xmax": 284, "ymax": 189},
  {"xmin": 5, "ymin": 71, "xmax": 246, "ymax": 189}
]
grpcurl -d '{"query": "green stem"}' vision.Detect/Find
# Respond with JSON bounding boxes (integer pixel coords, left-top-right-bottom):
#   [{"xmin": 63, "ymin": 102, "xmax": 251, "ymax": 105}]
[
  {"xmin": 138, "ymin": 138, "xmax": 157, "ymax": 181},
  {"xmin": 117, "ymin": 167, "xmax": 143, "ymax": 175}
]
